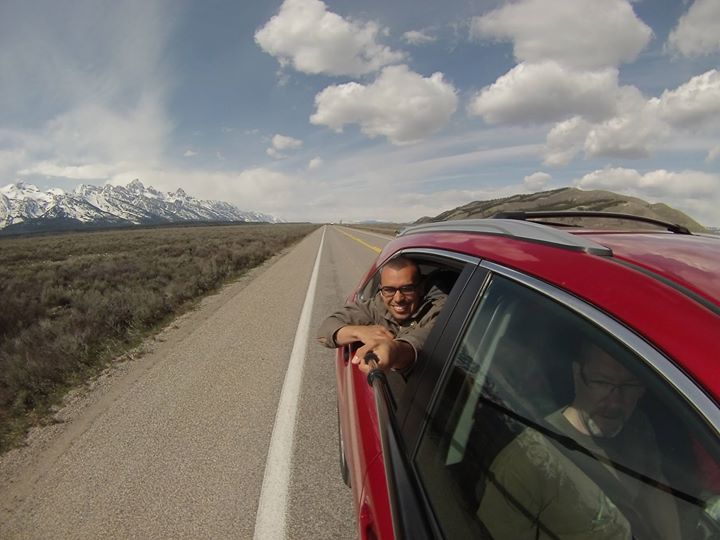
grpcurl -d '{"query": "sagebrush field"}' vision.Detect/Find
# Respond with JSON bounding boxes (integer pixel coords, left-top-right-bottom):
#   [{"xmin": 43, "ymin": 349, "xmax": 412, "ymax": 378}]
[{"xmin": 0, "ymin": 223, "xmax": 318, "ymax": 451}]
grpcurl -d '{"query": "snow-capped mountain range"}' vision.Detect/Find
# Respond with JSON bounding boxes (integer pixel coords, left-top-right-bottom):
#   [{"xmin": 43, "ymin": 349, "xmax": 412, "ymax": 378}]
[{"xmin": 0, "ymin": 179, "xmax": 283, "ymax": 232}]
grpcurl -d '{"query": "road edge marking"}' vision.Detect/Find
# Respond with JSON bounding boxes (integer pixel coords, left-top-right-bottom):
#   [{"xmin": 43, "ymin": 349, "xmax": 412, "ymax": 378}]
[{"xmin": 253, "ymin": 226, "xmax": 326, "ymax": 540}]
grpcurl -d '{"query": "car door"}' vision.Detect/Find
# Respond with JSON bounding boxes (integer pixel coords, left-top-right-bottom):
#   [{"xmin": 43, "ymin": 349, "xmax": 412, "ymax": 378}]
[{"xmin": 402, "ymin": 261, "xmax": 720, "ymax": 539}]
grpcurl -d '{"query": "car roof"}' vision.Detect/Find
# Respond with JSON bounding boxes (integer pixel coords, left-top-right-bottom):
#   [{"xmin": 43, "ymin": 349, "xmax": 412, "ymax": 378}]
[
  {"xmin": 576, "ymin": 231, "xmax": 720, "ymax": 310},
  {"xmin": 389, "ymin": 218, "xmax": 720, "ymax": 401}
]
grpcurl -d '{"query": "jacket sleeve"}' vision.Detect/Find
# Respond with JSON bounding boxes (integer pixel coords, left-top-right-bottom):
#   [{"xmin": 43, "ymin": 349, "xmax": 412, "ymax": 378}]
[{"xmin": 316, "ymin": 298, "xmax": 377, "ymax": 348}]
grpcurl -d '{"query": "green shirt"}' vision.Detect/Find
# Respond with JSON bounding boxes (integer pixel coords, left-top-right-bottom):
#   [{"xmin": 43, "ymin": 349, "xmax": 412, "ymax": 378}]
[
  {"xmin": 477, "ymin": 409, "xmax": 662, "ymax": 539},
  {"xmin": 316, "ymin": 286, "xmax": 447, "ymax": 359}
]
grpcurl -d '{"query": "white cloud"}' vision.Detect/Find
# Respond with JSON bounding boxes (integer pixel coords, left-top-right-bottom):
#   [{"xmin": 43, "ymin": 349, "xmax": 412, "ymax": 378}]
[
  {"xmin": 577, "ymin": 167, "xmax": 718, "ymax": 198},
  {"xmin": 183, "ymin": 149, "xmax": 197, "ymax": 157},
  {"xmin": 0, "ymin": 2, "xmax": 174, "ymax": 188},
  {"xmin": 575, "ymin": 167, "xmax": 720, "ymax": 225},
  {"xmin": 470, "ymin": 0, "xmax": 651, "ymax": 70},
  {"xmin": 655, "ymin": 70, "xmax": 720, "ymax": 129},
  {"xmin": 271, "ymin": 134, "xmax": 303, "ymax": 151},
  {"xmin": 583, "ymin": 88, "xmax": 668, "ymax": 159},
  {"xmin": 266, "ymin": 133, "xmax": 303, "ymax": 159},
  {"xmin": 403, "ymin": 30, "xmax": 436, "ymax": 45},
  {"xmin": 310, "ymin": 65, "xmax": 458, "ymax": 144},
  {"xmin": 543, "ymin": 117, "xmax": 591, "ymax": 166},
  {"xmin": 18, "ymin": 161, "xmax": 115, "ymax": 180},
  {"xmin": 542, "ymin": 70, "xmax": 720, "ymax": 163},
  {"xmin": 708, "ymin": 145, "xmax": 720, "ymax": 162},
  {"xmin": 308, "ymin": 157, "xmax": 323, "ymax": 170},
  {"xmin": 667, "ymin": 0, "xmax": 720, "ymax": 57},
  {"xmin": 0, "ymin": 147, "xmax": 27, "ymax": 180},
  {"xmin": 523, "ymin": 172, "xmax": 551, "ymax": 191},
  {"xmin": 468, "ymin": 62, "xmax": 620, "ymax": 125},
  {"xmin": 254, "ymin": 0, "xmax": 405, "ymax": 76}
]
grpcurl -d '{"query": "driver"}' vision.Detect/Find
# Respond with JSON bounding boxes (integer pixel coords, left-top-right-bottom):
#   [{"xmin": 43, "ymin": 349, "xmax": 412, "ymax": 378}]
[{"xmin": 478, "ymin": 342, "xmax": 680, "ymax": 539}]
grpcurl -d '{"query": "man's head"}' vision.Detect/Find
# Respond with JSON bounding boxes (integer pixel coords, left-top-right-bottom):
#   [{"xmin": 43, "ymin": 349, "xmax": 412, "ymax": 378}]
[
  {"xmin": 378, "ymin": 257, "xmax": 422, "ymax": 322},
  {"xmin": 571, "ymin": 343, "xmax": 645, "ymax": 438}
]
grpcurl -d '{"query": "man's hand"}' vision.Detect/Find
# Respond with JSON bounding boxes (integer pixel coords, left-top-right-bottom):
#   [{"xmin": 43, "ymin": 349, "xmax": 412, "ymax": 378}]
[
  {"xmin": 334, "ymin": 324, "xmax": 394, "ymax": 346},
  {"xmin": 352, "ymin": 340, "xmax": 415, "ymax": 374}
]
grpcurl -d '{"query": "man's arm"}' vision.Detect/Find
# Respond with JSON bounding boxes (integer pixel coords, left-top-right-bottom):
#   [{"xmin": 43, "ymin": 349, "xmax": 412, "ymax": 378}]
[
  {"xmin": 317, "ymin": 298, "xmax": 380, "ymax": 348},
  {"xmin": 334, "ymin": 324, "xmax": 394, "ymax": 346}
]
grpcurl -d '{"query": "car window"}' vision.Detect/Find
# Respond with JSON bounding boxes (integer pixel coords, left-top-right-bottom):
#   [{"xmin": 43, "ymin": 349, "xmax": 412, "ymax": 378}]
[{"xmin": 415, "ymin": 274, "xmax": 720, "ymax": 540}]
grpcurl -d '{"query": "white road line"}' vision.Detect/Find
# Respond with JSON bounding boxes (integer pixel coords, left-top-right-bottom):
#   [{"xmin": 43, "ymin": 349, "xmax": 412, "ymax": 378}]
[{"xmin": 253, "ymin": 226, "xmax": 326, "ymax": 540}]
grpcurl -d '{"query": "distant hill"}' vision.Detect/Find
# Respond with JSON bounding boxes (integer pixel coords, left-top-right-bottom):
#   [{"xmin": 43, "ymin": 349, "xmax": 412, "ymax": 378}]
[{"xmin": 415, "ymin": 187, "xmax": 707, "ymax": 232}]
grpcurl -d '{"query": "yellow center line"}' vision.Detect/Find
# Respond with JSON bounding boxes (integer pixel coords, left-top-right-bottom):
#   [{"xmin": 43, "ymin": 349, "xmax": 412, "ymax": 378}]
[{"xmin": 336, "ymin": 228, "xmax": 382, "ymax": 253}]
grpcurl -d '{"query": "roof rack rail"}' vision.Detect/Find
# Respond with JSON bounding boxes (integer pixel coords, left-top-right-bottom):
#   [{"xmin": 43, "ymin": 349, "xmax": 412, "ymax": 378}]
[
  {"xmin": 492, "ymin": 211, "xmax": 692, "ymax": 235},
  {"xmin": 397, "ymin": 219, "xmax": 613, "ymax": 256}
]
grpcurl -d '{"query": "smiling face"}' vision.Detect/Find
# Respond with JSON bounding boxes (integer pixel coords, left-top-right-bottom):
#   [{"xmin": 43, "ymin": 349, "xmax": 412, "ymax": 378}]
[
  {"xmin": 572, "ymin": 345, "xmax": 645, "ymax": 438},
  {"xmin": 379, "ymin": 262, "xmax": 422, "ymax": 322}
]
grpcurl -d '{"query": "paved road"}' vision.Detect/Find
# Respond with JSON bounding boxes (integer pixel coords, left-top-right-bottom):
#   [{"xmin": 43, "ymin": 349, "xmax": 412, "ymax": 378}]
[{"xmin": 0, "ymin": 225, "xmax": 391, "ymax": 540}]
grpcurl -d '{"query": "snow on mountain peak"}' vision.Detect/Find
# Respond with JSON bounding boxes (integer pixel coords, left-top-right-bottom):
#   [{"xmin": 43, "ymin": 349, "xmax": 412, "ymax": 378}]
[
  {"xmin": 0, "ymin": 179, "xmax": 284, "ymax": 231},
  {"xmin": 1, "ymin": 181, "xmax": 51, "ymax": 201},
  {"xmin": 127, "ymin": 179, "xmax": 145, "ymax": 192}
]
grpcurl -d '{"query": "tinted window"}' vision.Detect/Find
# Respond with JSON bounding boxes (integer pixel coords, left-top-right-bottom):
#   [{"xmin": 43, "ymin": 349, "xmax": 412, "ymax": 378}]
[{"xmin": 415, "ymin": 275, "xmax": 720, "ymax": 540}]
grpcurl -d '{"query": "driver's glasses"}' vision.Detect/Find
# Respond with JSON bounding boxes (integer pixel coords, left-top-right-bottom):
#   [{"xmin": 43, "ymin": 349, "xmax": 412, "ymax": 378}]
[
  {"xmin": 379, "ymin": 284, "xmax": 418, "ymax": 298},
  {"xmin": 580, "ymin": 364, "xmax": 645, "ymax": 399}
]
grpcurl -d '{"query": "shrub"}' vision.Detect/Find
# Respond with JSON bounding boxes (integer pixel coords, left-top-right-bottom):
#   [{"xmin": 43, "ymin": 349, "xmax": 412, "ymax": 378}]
[{"xmin": 0, "ymin": 223, "xmax": 318, "ymax": 451}]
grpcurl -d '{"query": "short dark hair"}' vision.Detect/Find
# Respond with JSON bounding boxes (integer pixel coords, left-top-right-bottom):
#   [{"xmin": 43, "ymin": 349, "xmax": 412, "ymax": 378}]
[{"xmin": 380, "ymin": 256, "xmax": 420, "ymax": 278}]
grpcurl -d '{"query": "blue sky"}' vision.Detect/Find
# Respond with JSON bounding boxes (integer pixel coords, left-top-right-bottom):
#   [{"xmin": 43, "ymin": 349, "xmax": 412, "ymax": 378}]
[{"xmin": 1, "ymin": 0, "xmax": 719, "ymax": 225}]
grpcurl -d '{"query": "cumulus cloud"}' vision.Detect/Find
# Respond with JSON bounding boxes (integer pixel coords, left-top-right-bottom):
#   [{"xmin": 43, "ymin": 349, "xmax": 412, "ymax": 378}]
[
  {"xmin": 543, "ymin": 117, "xmax": 591, "ymax": 166},
  {"xmin": 183, "ymin": 149, "xmax": 197, "ymax": 157},
  {"xmin": 254, "ymin": 0, "xmax": 405, "ymax": 77},
  {"xmin": 543, "ymin": 70, "xmax": 720, "ymax": 164},
  {"xmin": 655, "ymin": 70, "xmax": 720, "ymax": 129},
  {"xmin": 266, "ymin": 133, "xmax": 303, "ymax": 159},
  {"xmin": 310, "ymin": 65, "xmax": 458, "ymax": 144},
  {"xmin": 308, "ymin": 157, "xmax": 323, "ymax": 170},
  {"xmin": 403, "ymin": 30, "xmax": 436, "ymax": 45},
  {"xmin": 523, "ymin": 172, "xmax": 551, "ymax": 191},
  {"xmin": 470, "ymin": 0, "xmax": 651, "ymax": 70},
  {"xmin": 576, "ymin": 167, "xmax": 720, "ymax": 226},
  {"xmin": 577, "ymin": 167, "xmax": 719, "ymax": 198},
  {"xmin": 468, "ymin": 62, "xmax": 620, "ymax": 125},
  {"xmin": 464, "ymin": 0, "xmax": 718, "ymax": 166},
  {"xmin": 583, "ymin": 87, "xmax": 668, "ymax": 160},
  {"xmin": 666, "ymin": 0, "xmax": 720, "ymax": 57}
]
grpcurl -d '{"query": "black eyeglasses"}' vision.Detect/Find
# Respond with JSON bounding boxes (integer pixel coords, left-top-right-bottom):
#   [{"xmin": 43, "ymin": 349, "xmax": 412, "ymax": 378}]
[
  {"xmin": 579, "ymin": 364, "xmax": 645, "ymax": 398},
  {"xmin": 379, "ymin": 284, "xmax": 419, "ymax": 298}
]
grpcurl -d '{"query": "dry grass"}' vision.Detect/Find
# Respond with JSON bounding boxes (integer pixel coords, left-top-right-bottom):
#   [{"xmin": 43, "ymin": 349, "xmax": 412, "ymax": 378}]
[
  {"xmin": 0, "ymin": 223, "xmax": 318, "ymax": 451},
  {"xmin": 347, "ymin": 223, "xmax": 405, "ymax": 236}
]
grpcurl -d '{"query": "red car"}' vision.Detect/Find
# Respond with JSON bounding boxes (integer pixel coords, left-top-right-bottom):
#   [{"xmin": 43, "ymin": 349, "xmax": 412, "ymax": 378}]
[{"xmin": 335, "ymin": 212, "xmax": 720, "ymax": 540}]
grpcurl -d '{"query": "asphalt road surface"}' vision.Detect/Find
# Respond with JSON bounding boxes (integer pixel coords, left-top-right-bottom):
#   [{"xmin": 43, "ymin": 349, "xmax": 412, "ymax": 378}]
[{"xmin": 0, "ymin": 225, "xmax": 391, "ymax": 540}]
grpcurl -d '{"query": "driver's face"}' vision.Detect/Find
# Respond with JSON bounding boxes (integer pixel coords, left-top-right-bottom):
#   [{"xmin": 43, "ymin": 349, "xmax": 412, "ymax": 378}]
[{"xmin": 572, "ymin": 347, "xmax": 645, "ymax": 438}]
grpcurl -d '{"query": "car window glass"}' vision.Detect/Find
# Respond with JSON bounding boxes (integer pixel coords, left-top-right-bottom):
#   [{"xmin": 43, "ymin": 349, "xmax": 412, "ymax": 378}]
[{"xmin": 415, "ymin": 274, "xmax": 720, "ymax": 540}]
